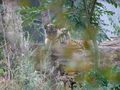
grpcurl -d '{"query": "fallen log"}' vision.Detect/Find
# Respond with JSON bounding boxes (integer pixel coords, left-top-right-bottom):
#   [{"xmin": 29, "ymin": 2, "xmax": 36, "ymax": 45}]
[{"xmin": 99, "ymin": 37, "xmax": 120, "ymax": 70}]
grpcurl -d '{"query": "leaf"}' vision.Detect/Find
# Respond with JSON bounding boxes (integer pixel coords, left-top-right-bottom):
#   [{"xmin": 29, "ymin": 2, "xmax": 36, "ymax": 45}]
[
  {"xmin": 96, "ymin": 2, "xmax": 104, "ymax": 8},
  {"xmin": 112, "ymin": 65, "xmax": 119, "ymax": 73},
  {"xmin": 19, "ymin": 6, "xmax": 44, "ymax": 14},
  {"xmin": 74, "ymin": 75, "xmax": 84, "ymax": 83},
  {"xmin": 0, "ymin": 68, "xmax": 4, "ymax": 75},
  {"xmin": 22, "ymin": 14, "xmax": 37, "ymax": 26},
  {"xmin": 106, "ymin": 0, "xmax": 118, "ymax": 8}
]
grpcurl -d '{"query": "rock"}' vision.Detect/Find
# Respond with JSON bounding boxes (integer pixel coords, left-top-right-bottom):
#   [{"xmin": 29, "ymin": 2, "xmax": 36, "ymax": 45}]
[{"xmin": 99, "ymin": 37, "xmax": 120, "ymax": 69}]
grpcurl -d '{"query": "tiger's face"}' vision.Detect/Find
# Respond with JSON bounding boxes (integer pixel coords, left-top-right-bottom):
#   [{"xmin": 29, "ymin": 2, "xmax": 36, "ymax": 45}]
[
  {"xmin": 44, "ymin": 24, "xmax": 58, "ymax": 38},
  {"xmin": 44, "ymin": 24, "xmax": 71, "ymax": 46}
]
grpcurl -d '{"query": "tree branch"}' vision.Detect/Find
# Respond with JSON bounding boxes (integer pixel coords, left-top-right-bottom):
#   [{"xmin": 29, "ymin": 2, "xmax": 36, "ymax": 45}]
[
  {"xmin": 70, "ymin": 0, "xmax": 74, "ymax": 8},
  {"xmin": 90, "ymin": 0, "xmax": 97, "ymax": 23},
  {"xmin": 82, "ymin": 0, "xmax": 90, "ymax": 25}
]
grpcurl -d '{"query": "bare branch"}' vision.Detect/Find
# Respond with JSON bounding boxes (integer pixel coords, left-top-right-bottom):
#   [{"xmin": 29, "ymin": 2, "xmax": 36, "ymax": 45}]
[
  {"xmin": 90, "ymin": 0, "xmax": 97, "ymax": 23},
  {"xmin": 82, "ymin": 0, "xmax": 90, "ymax": 25}
]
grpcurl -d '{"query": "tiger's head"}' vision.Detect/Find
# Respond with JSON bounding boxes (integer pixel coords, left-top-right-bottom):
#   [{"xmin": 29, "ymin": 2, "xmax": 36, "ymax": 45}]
[{"xmin": 44, "ymin": 24, "xmax": 58, "ymax": 39}]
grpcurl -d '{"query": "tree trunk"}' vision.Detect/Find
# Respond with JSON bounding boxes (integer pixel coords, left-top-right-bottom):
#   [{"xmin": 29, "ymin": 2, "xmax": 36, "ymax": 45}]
[{"xmin": 1, "ymin": 0, "xmax": 24, "ymax": 80}]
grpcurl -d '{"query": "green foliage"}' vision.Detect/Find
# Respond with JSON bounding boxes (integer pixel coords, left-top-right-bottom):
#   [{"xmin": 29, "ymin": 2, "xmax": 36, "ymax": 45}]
[
  {"xmin": 23, "ymin": 23, "xmax": 45, "ymax": 43},
  {"xmin": 109, "ymin": 17, "xmax": 120, "ymax": 36},
  {"xmin": 74, "ymin": 65, "xmax": 120, "ymax": 89},
  {"xmin": 18, "ymin": 6, "xmax": 44, "ymax": 26},
  {"xmin": 0, "ymin": 34, "xmax": 4, "ymax": 60},
  {"xmin": 106, "ymin": 0, "xmax": 118, "ymax": 8},
  {"xmin": 1, "ymin": 0, "xmax": 120, "ymax": 90},
  {"xmin": 0, "ymin": 68, "xmax": 4, "ymax": 76},
  {"xmin": 0, "ymin": 29, "xmax": 4, "ymax": 76},
  {"xmin": 18, "ymin": 0, "xmax": 120, "ymax": 41}
]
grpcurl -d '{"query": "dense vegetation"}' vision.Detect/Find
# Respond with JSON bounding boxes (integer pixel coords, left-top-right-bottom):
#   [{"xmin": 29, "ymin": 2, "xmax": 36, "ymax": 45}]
[{"xmin": 0, "ymin": 0, "xmax": 120, "ymax": 90}]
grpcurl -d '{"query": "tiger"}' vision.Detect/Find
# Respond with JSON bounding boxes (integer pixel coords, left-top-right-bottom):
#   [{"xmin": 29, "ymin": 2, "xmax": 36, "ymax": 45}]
[
  {"xmin": 44, "ymin": 24, "xmax": 71, "ymax": 46},
  {"xmin": 44, "ymin": 23, "xmax": 93, "ymax": 59},
  {"xmin": 44, "ymin": 24, "xmax": 90, "ymax": 47},
  {"xmin": 44, "ymin": 24, "xmax": 95, "ymax": 89},
  {"xmin": 42, "ymin": 24, "xmax": 95, "ymax": 89},
  {"xmin": 44, "ymin": 24, "xmax": 93, "ymax": 72},
  {"xmin": 58, "ymin": 28, "xmax": 92, "ymax": 54},
  {"xmin": 44, "ymin": 24, "xmax": 58, "ymax": 45},
  {"xmin": 32, "ymin": 23, "xmax": 92, "ymax": 73}
]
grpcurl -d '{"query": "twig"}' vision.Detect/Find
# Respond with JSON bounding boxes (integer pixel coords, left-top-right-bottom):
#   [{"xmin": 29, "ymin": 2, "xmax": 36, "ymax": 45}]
[
  {"xmin": 0, "ymin": 1, "xmax": 11, "ymax": 80},
  {"xmin": 90, "ymin": 0, "xmax": 97, "ymax": 23}
]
